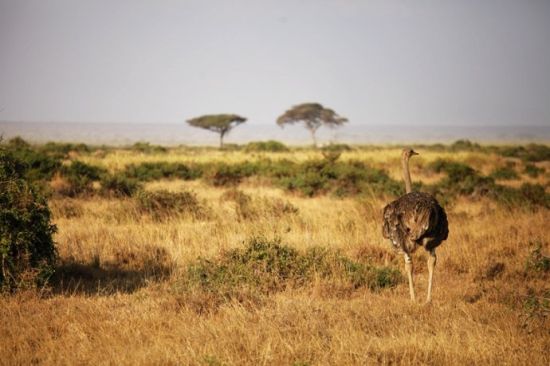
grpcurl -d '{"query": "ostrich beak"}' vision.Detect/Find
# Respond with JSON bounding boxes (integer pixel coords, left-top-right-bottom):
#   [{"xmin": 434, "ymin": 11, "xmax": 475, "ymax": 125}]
[{"xmin": 411, "ymin": 150, "xmax": 419, "ymax": 156}]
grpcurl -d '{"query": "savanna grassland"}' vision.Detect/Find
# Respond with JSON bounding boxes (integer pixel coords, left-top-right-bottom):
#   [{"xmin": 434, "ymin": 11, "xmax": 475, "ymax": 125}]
[{"xmin": 1, "ymin": 139, "xmax": 549, "ymax": 365}]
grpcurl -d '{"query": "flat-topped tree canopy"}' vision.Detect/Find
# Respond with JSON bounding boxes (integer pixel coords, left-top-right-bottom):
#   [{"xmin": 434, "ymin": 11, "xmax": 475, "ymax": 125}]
[
  {"xmin": 187, "ymin": 114, "xmax": 246, "ymax": 148},
  {"xmin": 277, "ymin": 103, "xmax": 348, "ymax": 146}
]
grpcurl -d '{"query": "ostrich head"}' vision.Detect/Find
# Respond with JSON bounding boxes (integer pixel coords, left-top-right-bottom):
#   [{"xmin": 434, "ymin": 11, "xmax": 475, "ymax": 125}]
[{"xmin": 402, "ymin": 148, "xmax": 419, "ymax": 160}]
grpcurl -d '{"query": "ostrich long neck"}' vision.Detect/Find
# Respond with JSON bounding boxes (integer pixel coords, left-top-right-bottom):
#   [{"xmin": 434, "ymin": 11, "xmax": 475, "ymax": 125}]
[{"xmin": 402, "ymin": 156, "xmax": 413, "ymax": 193}]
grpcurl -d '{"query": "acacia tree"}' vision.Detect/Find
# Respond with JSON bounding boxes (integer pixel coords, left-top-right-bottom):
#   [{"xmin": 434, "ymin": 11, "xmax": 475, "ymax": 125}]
[
  {"xmin": 276, "ymin": 103, "xmax": 348, "ymax": 146},
  {"xmin": 187, "ymin": 114, "xmax": 247, "ymax": 148}
]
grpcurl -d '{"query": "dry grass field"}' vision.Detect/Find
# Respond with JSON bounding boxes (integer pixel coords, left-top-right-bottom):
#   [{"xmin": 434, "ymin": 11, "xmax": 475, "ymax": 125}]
[{"xmin": 1, "ymin": 142, "xmax": 549, "ymax": 365}]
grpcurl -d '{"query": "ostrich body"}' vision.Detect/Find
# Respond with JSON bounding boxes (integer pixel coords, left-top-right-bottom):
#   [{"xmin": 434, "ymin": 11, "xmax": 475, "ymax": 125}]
[{"xmin": 382, "ymin": 149, "xmax": 448, "ymax": 302}]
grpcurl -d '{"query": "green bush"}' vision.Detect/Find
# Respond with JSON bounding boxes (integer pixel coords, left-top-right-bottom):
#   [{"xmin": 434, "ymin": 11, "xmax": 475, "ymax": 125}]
[
  {"xmin": 7, "ymin": 136, "xmax": 31, "ymax": 149},
  {"xmin": 183, "ymin": 238, "xmax": 401, "ymax": 302},
  {"xmin": 134, "ymin": 189, "xmax": 206, "ymax": 220},
  {"xmin": 490, "ymin": 166, "xmax": 519, "ymax": 180},
  {"xmin": 130, "ymin": 142, "xmax": 167, "ymax": 154},
  {"xmin": 0, "ymin": 149, "xmax": 57, "ymax": 291},
  {"xmin": 498, "ymin": 144, "xmax": 550, "ymax": 162},
  {"xmin": 488, "ymin": 183, "xmax": 549, "ymax": 210},
  {"xmin": 2, "ymin": 140, "xmax": 62, "ymax": 182},
  {"xmin": 245, "ymin": 140, "xmax": 289, "ymax": 152},
  {"xmin": 450, "ymin": 139, "xmax": 481, "ymax": 151},
  {"xmin": 278, "ymin": 159, "xmax": 402, "ymax": 197},
  {"xmin": 100, "ymin": 174, "xmax": 141, "ymax": 197},
  {"xmin": 429, "ymin": 159, "xmax": 495, "ymax": 197},
  {"xmin": 58, "ymin": 161, "xmax": 106, "ymax": 196},
  {"xmin": 524, "ymin": 164, "xmax": 544, "ymax": 178},
  {"xmin": 124, "ymin": 162, "xmax": 202, "ymax": 182},
  {"xmin": 40, "ymin": 142, "xmax": 91, "ymax": 159},
  {"xmin": 205, "ymin": 162, "xmax": 259, "ymax": 186}
]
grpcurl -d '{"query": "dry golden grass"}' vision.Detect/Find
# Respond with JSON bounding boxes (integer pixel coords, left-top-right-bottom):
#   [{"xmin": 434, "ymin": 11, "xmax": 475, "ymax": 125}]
[{"xmin": 1, "ymin": 146, "xmax": 549, "ymax": 365}]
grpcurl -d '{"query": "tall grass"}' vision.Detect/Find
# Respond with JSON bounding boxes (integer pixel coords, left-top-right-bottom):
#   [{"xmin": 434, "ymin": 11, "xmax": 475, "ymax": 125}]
[{"xmin": 0, "ymin": 142, "xmax": 549, "ymax": 365}]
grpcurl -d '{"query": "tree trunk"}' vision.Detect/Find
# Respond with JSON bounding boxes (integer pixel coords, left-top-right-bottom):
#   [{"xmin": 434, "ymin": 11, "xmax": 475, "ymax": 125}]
[
  {"xmin": 219, "ymin": 131, "xmax": 225, "ymax": 149},
  {"xmin": 309, "ymin": 128, "xmax": 318, "ymax": 148}
]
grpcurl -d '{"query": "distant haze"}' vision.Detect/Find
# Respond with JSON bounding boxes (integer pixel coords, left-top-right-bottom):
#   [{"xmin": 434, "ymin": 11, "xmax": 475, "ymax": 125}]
[{"xmin": 1, "ymin": 0, "xmax": 549, "ymax": 129}]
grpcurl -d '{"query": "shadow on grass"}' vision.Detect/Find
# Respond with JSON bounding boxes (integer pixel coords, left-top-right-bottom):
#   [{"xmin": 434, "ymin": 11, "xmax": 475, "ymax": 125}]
[{"xmin": 50, "ymin": 246, "xmax": 172, "ymax": 296}]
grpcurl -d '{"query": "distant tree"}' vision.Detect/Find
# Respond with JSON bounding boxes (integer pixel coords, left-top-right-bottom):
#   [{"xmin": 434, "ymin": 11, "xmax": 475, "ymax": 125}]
[
  {"xmin": 187, "ymin": 114, "xmax": 247, "ymax": 148},
  {"xmin": 277, "ymin": 103, "xmax": 348, "ymax": 147}
]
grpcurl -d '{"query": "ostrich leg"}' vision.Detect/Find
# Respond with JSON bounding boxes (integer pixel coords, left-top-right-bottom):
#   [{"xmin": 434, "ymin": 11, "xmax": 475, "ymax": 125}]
[
  {"xmin": 426, "ymin": 249, "xmax": 437, "ymax": 303},
  {"xmin": 404, "ymin": 253, "xmax": 415, "ymax": 301}
]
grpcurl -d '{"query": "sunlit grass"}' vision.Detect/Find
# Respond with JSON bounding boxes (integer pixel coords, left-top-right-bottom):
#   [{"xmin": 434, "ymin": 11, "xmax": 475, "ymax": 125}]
[{"xmin": 1, "ymin": 144, "xmax": 549, "ymax": 365}]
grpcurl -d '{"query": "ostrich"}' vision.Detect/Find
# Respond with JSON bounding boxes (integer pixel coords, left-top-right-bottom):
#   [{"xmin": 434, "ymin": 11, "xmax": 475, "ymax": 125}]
[{"xmin": 382, "ymin": 148, "xmax": 448, "ymax": 303}]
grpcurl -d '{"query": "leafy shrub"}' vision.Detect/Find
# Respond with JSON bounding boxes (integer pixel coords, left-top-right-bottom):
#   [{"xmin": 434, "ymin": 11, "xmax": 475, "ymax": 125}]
[
  {"xmin": 134, "ymin": 189, "xmax": 206, "ymax": 220},
  {"xmin": 40, "ymin": 142, "xmax": 91, "ymax": 159},
  {"xmin": 278, "ymin": 159, "xmax": 402, "ymax": 197},
  {"xmin": 100, "ymin": 174, "xmax": 141, "ymax": 197},
  {"xmin": 182, "ymin": 238, "xmax": 401, "ymax": 304},
  {"xmin": 524, "ymin": 164, "xmax": 544, "ymax": 178},
  {"xmin": 429, "ymin": 159, "xmax": 495, "ymax": 197},
  {"xmin": 0, "ymin": 149, "xmax": 57, "ymax": 291},
  {"xmin": 245, "ymin": 140, "xmax": 289, "ymax": 152},
  {"xmin": 130, "ymin": 142, "xmax": 167, "ymax": 154},
  {"xmin": 499, "ymin": 144, "xmax": 550, "ymax": 162},
  {"xmin": 490, "ymin": 166, "xmax": 519, "ymax": 180},
  {"xmin": 58, "ymin": 161, "xmax": 106, "ymax": 196},
  {"xmin": 493, "ymin": 183, "xmax": 550, "ymax": 210},
  {"xmin": 7, "ymin": 136, "xmax": 31, "ymax": 148},
  {"xmin": 124, "ymin": 162, "xmax": 202, "ymax": 182},
  {"xmin": 205, "ymin": 162, "xmax": 258, "ymax": 186},
  {"xmin": 2, "ymin": 140, "xmax": 62, "ymax": 182},
  {"xmin": 449, "ymin": 139, "xmax": 481, "ymax": 151}
]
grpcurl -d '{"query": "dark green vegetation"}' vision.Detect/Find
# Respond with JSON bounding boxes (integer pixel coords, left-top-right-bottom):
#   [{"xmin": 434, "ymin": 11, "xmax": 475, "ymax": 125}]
[
  {"xmin": 524, "ymin": 163, "xmax": 545, "ymax": 178},
  {"xmin": 490, "ymin": 164, "xmax": 519, "ymax": 180},
  {"xmin": 245, "ymin": 140, "xmax": 289, "ymax": 152},
  {"xmin": 2, "ymin": 137, "xmax": 548, "ymax": 209},
  {"xmin": 134, "ymin": 189, "xmax": 206, "ymax": 221},
  {"xmin": 124, "ymin": 162, "xmax": 201, "ymax": 181},
  {"xmin": 0, "ymin": 148, "xmax": 57, "ymax": 291},
  {"xmin": 427, "ymin": 158, "xmax": 549, "ymax": 209},
  {"xmin": 498, "ymin": 144, "xmax": 550, "ymax": 162},
  {"xmin": 181, "ymin": 237, "xmax": 402, "ymax": 311}
]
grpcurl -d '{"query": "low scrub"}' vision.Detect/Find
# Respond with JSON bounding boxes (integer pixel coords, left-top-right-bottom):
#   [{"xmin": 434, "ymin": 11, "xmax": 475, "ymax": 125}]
[
  {"xmin": 491, "ymin": 183, "xmax": 549, "ymax": 210},
  {"xmin": 181, "ymin": 238, "xmax": 402, "ymax": 308},
  {"xmin": 130, "ymin": 142, "xmax": 167, "ymax": 154},
  {"xmin": 524, "ymin": 164, "xmax": 545, "ymax": 178},
  {"xmin": 204, "ymin": 162, "xmax": 259, "ymax": 186},
  {"xmin": 124, "ymin": 162, "xmax": 201, "ymax": 182},
  {"xmin": 498, "ymin": 144, "xmax": 550, "ymax": 162},
  {"xmin": 100, "ymin": 174, "xmax": 141, "ymax": 197},
  {"xmin": 134, "ymin": 189, "xmax": 206, "ymax": 220},
  {"xmin": 40, "ymin": 141, "xmax": 91, "ymax": 159},
  {"xmin": 245, "ymin": 140, "xmax": 289, "ymax": 152},
  {"xmin": 3, "ymin": 138, "xmax": 62, "ymax": 182},
  {"xmin": 0, "ymin": 149, "xmax": 57, "ymax": 291},
  {"xmin": 428, "ymin": 159, "xmax": 495, "ymax": 197},
  {"xmin": 56, "ymin": 161, "xmax": 107, "ymax": 196},
  {"xmin": 429, "ymin": 159, "xmax": 549, "ymax": 209},
  {"xmin": 490, "ymin": 165, "xmax": 519, "ymax": 180},
  {"xmin": 278, "ymin": 159, "xmax": 402, "ymax": 197}
]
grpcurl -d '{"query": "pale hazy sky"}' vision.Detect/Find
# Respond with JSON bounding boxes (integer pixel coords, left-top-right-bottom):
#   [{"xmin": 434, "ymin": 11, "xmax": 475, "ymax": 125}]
[{"xmin": 1, "ymin": 0, "xmax": 549, "ymax": 126}]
